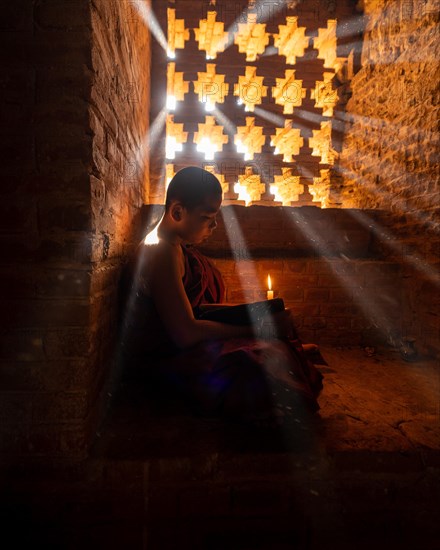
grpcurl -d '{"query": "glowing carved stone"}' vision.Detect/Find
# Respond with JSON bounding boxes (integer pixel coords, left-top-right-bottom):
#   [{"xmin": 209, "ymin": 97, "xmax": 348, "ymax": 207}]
[
  {"xmin": 194, "ymin": 9, "xmax": 229, "ymax": 59},
  {"xmin": 204, "ymin": 164, "xmax": 229, "ymax": 195},
  {"xmin": 165, "ymin": 163, "xmax": 175, "ymax": 191},
  {"xmin": 234, "ymin": 117, "xmax": 266, "ymax": 161},
  {"xmin": 313, "ymin": 20, "xmax": 345, "ymax": 72},
  {"xmin": 193, "ymin": 116, "xmax": 228, "ymax": 160},
  {"xmin": 272, "ymin": 69, "xmax": 306, "ymax": 115},
  {"xmin": 270, "ymin": 168, "xmax": 304, "ymax": 205},
  {"xmin": 166, "ymin": 62, "xmax": 189, "ymax": 110},
  {"xmin": 311, "ymin": 72, "xmax": 338, "ymax": 116},
  {"xmin": 234, "ymin": 66, "xmax": 267, "ymax": 112},
  {"xmin": 234, "ymin": 12, "xmax": 269, "ymax": 62},
  {"xmin": 165, "ymin": 114, "xmax": 187, "ymax": 160},
  {"xmin": 273, "ymin": 16, "xmax": 309, "ymax": 65},
  {"xmin": 270, "ymin": 120, "xmax": 303, "ymax": 163},
  {"xmin": 167, "ymin": 8, "xmax": 189, "ymax": 58},
  {"xmin": 193, "ymin": 63, "xmax": 229, "ymax": 111},
  {"xmin": 309, "ymin": 169, "xmax": 331, "ymax": 208},
  {"xmin": 234, "ymin": 167, "xmax": 266, "ymax": 205},
  {"xmin": 309, "ymin": 121, "xmax": 338, "ymax": 165}
]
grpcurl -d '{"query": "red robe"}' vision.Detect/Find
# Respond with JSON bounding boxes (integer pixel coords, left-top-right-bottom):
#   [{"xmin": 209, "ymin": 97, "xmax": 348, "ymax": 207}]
[{"xmin": 122, "ymin": 243, "xmax": 324, "ymax": 422}]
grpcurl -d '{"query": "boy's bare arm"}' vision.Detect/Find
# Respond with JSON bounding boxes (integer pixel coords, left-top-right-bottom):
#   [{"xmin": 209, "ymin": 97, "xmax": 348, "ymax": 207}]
[{"xmin": 148, "ymin": 243, "xmax": 256, "ymax": 349}]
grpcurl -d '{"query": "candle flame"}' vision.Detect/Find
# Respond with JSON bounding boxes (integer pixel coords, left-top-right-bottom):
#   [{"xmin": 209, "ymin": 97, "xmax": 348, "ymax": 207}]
[{"xmin": 267, "ymin": 273, "xmax": 272, "ymax": 290}]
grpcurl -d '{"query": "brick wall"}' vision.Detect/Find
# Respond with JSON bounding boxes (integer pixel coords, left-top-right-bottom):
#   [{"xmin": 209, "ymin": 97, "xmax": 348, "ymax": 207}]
[
  {"xmin": 88, "ymin": 0, "xmax": 151, "ymax": 444},
  {"xmin": 338, "ymin": 0, "xmax": 440, "ymax": 356},
  {"xmin": 0, "ymin": 0, "xmax": 151, "ymax": 461}
]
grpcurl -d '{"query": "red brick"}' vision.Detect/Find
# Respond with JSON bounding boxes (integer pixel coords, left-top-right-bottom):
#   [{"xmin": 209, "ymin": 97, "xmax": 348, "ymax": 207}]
[
  {"xmin": 287, "ymin": 304, "xmax": 320, "ymax": 317},
  {"xmin": 148, "ymin": 487, "xmax": 179, "ymax": 519},
  {"xmin": 232, "ymin": 483, "xmax": 289, "ymax": 516},
  {"xmin": 0, "ymin": 330, "xmax": 45, "ymax": 361},
  {"xmin": 304, "ymin": 317, "xmax": 326, "ymax": 329},
  {"xmin": 351, "ymin": 317, "xmax": 369, "ymax": 330},
  {"xmin": 279, "ymin": 288, "xmax": 304, "ymax": 301},
  {"xmin": 0, "ymin": 359, "xmax": 91, "ymax": 392},
  {"xmin": 227, "ymin": 289, "xmax": 255, "ymax": 302},
  {"xmin": 257, "ymin": 259, "xmax": 284, "ymax": 272},
  {"xmin": 283, "ymin": 260, "xmax": 307, "ymax": 273},
  {"xmin": 317, "ymin": 274, "xmax": 342, "ymax": 287},
  {"xmin": 179, "ymin": 486, "xmax": 231, "ymax": 518},
  {"xmin": 326, "ymin": 317, "xmax": 352, "ymax": 330},
  {"xmin": 32, "ymin": 391, "xmax": 89, "ymax": 422},
  {"xmin": 288, "ymin": 275, "xmax": 320, "ymax": 286},
  {"xmin": 307, "ymin": 261, "xmax": 337, "ymax": 274},
  {"xmin": 331, "ymin": 451, "xmax": 424, "ymax": 473},
  {"xmin": 1, "ymin": 299, "xmax": 90, "ymax": 328},
  {"xmin": 39, "ymin": 202, "xmax": 92, "ymax": 232},
  {"xmin": 43, "ymin": 329, "xmax": 93, "ymax": 358},
  {"xmin": 28, "ymin": 423, "xmax": 88, "ymax": 457},
  {"xmin": 296, "ymin": 329, "xmax": 316, "ymax": 342},
  {"xmin": 305, "ymin": 288, "xmax": 330, "ymax": 302},
  {"xmin": 0, "ymin": 392, "xmax": 32, "ymax": 424},
  {"xmin": 2, "ymin": 0, "xmax": 34, "ymax": 31},
  {"xmin": 329, "ymin": 289, "xmax": 353, "ymax": 302},
  {"xmin": 320, "ymin": 304, "xmax": 359, "ymax": 316},
  {"xmin": 35, "ymin": 1, "xmax": 90, "ymax": 30}
]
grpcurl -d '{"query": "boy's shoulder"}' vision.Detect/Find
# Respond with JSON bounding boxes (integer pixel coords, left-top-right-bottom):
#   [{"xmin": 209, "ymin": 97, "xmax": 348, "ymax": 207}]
[{"xmin": 136, "ymin": 239, "xmax": 184, "ymax": 273}]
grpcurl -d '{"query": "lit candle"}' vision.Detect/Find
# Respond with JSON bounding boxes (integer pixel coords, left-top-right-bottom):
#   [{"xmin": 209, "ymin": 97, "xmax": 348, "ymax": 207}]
[{"xmin": 267, "ymin": 274, "xmax": 274, "ymax": 300}]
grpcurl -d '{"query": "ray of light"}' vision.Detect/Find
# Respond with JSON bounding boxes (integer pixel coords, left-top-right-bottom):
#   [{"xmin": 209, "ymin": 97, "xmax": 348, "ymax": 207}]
[
  {"xmin": 126, "ymin": 108, "xmax": 167, "ymax": 204},
  {"xmin": 342, "ymin": 206, "xmax": 440, "ymax": 287},
  {"xmin": 334, "ymin": 10, "xmax": 438, "ymax": 41},
  {"xmin": 219, "ymin": 206, "xmax": 311, "ymax": 421},
  {"xmin": 259, "ymin": 45, "xmax": 278, "ymax": 58},
  {"xmin": 134, "ymin": 107, "xmax": 167, "ymax": 173},
  {"xmin": 212, "ymin": 106, "xmax": 238, "ymax": 137},
  {"xmin": 334, "ymin": 150, "xmax": 440, "ymax": 235},
  {"xmin": 333, "ymin": 110, "xmax": 437, "ymax": 139},
  {"xmin": 131, "ymin": 0, "xmax": 167, "ymax": 51},
  {"xmin": 287, "ymin": 209, "xmax": 402, "ymax": 343},
  {"xmin": 253, "ymin": 106, "xmax": 286, "ymax": 127},
  {"xmin": 339, "ymin": 168, "xmax": 440, "ymax": 266}
]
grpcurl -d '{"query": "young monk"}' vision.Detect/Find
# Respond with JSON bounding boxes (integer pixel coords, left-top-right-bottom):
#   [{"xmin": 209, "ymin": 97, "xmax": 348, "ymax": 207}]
[{"xmin": 121, "ymin": 166, "xmax": 323, "ymax": 427}]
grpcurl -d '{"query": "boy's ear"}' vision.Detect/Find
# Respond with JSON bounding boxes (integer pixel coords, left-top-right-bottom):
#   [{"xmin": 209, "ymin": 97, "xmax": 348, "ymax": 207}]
[{"xmin": 171, "ymin": 204, "xmax": 183, "ymax": 221}]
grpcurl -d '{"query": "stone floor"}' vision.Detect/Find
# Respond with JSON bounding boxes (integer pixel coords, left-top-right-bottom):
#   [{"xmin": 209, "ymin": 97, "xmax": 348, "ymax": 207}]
[{"xmin": 1, "ymin": 346, "xmax": 439, "ymax": 549}]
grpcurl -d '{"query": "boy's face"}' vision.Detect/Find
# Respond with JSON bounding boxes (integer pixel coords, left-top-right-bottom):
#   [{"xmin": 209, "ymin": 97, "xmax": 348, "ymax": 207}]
[{"xmin": 181, "ymin": 194, "xmax": 222, "ymax": 244}]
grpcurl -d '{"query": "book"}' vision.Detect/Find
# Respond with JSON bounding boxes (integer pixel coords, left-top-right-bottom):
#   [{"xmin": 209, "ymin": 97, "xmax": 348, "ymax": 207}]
[{"xmin": 196, "ymin": 298, "xmax": 285, "ymax": 325}]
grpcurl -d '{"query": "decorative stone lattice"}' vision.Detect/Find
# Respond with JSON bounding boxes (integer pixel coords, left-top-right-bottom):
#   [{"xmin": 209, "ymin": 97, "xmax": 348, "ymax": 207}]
[
  {"xmin": 165, "ymin": 163, "xmax": 175, "ymax": 191},
  {"xmin": 160, "ymin": 2, "xmax": 360, "ymax": 207},
  {"xmin": 193, "ymin": 63, "xmax": 229, "ymax": 111},
  {"xmin": 273, "ymin": 16, "xmax": 309, "ymax": 65},
  {"xmin": 309, "ymin": 121, "xmax": 338, "ymax": 165},
  {"xmin": 309, "ymin": 169, "xmax": 332, "ymax": 207},
  {"xmin": 165, "ymin": 114, "xmax": 187, "ymax": 159},
  {"xmin": 270, "ymin": 168, "xmax": 304, "ymax": 205},
  {"xmin": 193, "ymin": 115, "xmax": 228, "ymax": 160},
  {"xmin": 234, "ymin": 11, "xmax": 270, "ymax": 62},
  {"xmin": 167, "ymin": 7, "xmax": 189, "ymax": 58},
  {"xmin": 311, "ymin": 72, "xmax": 339, "ymax": 116},
  {"xmin": 313, "ymin": 19, "xmax": 346, "ymax": 72},
  {"xmin": 272, "ymin": 69, "xmax": 306, "ymax": 114},
  {"xmin": 234, "ymin": 117, "xmax": 266, "ymax": 161},
  {"xmin": 270, "ymin": 120, "xmax": 304, "ymax": 163},
  {"xmin": 234, "ymin": 66, "xmax": 268, "ymax": 112},
  {"xmin": 194, "ymin": 9, "xmax": 229, "ymax": 60},
  {"xmin": 166, "ymin": 62, "xmax": 189, "ymax": 110},
  {"xmin": 234, "ymin": 167, "xmax": 266, "ymax": 205}
]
